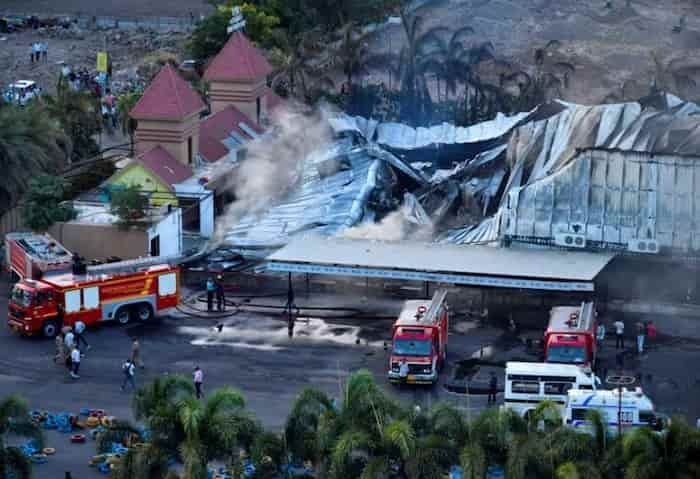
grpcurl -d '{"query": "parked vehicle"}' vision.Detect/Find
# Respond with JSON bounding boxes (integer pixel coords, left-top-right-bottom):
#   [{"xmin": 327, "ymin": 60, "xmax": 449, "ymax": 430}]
[
  {"xmin": 5, "ymin": 233, "xmax": 73, "ymax": 280},
  {"xmin": 388, "ymin": 289, "xmax": 449, "ymax": 385},
  {"xmin": 503, "ymin": 361, "xmax": 601, "ymax": 418},
  {"xmin": 564, "ymin": 388, "xmax": 663, "ymax": 434},
  {"xmin": 7, "ymin": 259, "xmax": 180, "ymax": 338},
  {"xmin": 3, "ymin": 80, "xmax": 41, "ymax": 106},
  {"xmin": 544, "ymin": 302, "xmax": 598, "ymax": 366}
]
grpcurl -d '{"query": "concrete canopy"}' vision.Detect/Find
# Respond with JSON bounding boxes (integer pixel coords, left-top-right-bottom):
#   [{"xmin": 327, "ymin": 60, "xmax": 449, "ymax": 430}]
[{"xmin": 266, "ymin": 236, "xmax": 615, "ymax": 292}]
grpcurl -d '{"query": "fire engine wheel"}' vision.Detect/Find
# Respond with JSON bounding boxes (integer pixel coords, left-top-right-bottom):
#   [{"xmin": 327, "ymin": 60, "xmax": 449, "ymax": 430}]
[
  {"xmin": 116, "ymin": 308, "xmax": 131, "ymax": 325},
  {"xmin": 42, "ymin": 320, "xmax": 59, "ymax": 338},
  {"xmin": 136, "ymin": 304, "xmax": 153, "ymax": 322}
]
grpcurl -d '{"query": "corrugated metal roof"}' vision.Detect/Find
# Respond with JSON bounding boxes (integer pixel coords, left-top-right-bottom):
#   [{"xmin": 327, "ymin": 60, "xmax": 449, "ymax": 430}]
[{"xmin": 267, "ymin": 236, "xmax": 615, "ymax": 282}]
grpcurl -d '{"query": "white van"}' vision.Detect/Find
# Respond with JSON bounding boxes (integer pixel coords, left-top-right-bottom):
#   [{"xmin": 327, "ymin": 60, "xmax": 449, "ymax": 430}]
[
  {"xmin": 564, "ymin": 388, "xmax": 661, "ymax": 434},
  {"xmin": 503, "ymin": 362, "xmax": 601, "ymax": 418}
]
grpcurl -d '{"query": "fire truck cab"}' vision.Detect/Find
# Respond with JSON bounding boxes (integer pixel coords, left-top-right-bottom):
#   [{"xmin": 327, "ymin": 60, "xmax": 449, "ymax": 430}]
[
  {"xmin": 544, "ymin": 302, "xmax": 597, "ymax": 367},
  {"xmin": 8, "ymin": 263, "xmax": 180, "ymax": 338},
  {"xmin": 388, "ymin": 289, "xmax": 449, "ymax": 385}
]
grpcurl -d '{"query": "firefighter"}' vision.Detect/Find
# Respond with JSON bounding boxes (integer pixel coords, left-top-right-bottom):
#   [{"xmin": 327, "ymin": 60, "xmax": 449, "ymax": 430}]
[
  {"xmin": 215, "ymin": 275, "xmax": 226, "ymax": 312},
  {"xmin": 206, "ymin": 277, "xmax": 216, "ymax": 312}
]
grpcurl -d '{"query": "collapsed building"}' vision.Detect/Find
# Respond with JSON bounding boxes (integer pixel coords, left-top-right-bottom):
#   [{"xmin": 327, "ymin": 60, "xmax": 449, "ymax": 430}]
[{"xmin": 224, "ymin": 93, "xmax": 700, "ymax": 264}]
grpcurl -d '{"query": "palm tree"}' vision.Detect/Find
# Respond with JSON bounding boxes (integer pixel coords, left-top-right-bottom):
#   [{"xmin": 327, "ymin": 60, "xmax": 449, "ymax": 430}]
[
  {"xmin": 177, "ymin": 387, "xmax": 260, "ymax": 479},
  {"xmin": 42, "ymin": 76, "xmax": 101, "ymax": 162},
  {"xmin": 270, "ymin": 29, "xmax": 320, "ymax": 100},
  {"xmin": 0, "ymin": 103, "xmax": 69, "ymax": 216},
  {"xmin": 284, "ymin": 387, "xmax": 335, "ymax": 471},
  {"xmin": 334, "ymin": 22, "xmax": 371, "ymax": 96},
  {"xmin": 117, "ymin": 92, "xmax": 142, "ymax": 155},
  {"xmin": 0, "ymin": 395, "xmax": 44, "ymax": 479},
  {"xmin": 623, "ymin": 416, "xmax": 700, "ymax": 479}
]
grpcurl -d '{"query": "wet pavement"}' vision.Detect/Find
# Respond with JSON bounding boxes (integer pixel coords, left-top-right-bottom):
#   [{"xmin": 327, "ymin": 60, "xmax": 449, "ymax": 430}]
[{"xmin": 1, "ymin": 280, "xmax": 700, "ymax": 478}]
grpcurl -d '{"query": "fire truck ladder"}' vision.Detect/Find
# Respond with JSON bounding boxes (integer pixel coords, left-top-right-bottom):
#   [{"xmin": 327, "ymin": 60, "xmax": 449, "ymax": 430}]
[
  {"xmin": 420, "ymin": 289, "xmax": 448, "ymax": 324},
  {"xmin": 86, "ymin": 254, "xmax": 184, "ymax": 275}
]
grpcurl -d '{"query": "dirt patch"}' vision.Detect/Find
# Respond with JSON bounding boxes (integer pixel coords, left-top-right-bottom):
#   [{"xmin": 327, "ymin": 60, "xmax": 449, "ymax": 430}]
[{"xmin": 0, "ymin": 0, "xmax": 212, "ymax": 18}]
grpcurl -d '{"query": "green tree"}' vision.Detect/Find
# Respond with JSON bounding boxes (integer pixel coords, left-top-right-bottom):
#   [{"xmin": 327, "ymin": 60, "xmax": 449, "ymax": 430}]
[
  {"xmin": 623, "ymin": 416, "xmax": 700, "ymax": 479},
  {"xmin": 334, "ymin": 22, "xmax": 370, "ymax": 97},
  {"xmin": 21, "ymin": 174, "xmax": 76, "ymax": 232},
  {"xmin": 270, "ymin": 29, "xmax": 320, "ymax": 99},
  {"xmin": 110, "ymin": 184, "xmax": 149, "ymax": 227},
  {"xmin": 42, "ymin": 76, "xmax": 101, "ymax": 163},
  {"xmin": 117, "ymin": 92, "xmax": 142, "ymax": 155},
  {"xmin": 0, "ymin": 103, "xmax": 69, "ymax": 216},
  {"xmin": 0, "ymin": 395, "xmax": 44, "ymax": 479}
]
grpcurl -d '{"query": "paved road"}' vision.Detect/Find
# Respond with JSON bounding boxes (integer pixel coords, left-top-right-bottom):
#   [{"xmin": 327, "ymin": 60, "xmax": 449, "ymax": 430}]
[{"xmin": 3, "ymin": 280, "xmax": 699, "ymax": 478}]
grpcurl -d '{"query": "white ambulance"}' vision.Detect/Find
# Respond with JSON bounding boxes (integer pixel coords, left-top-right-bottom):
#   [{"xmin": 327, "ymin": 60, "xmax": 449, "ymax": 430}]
[
  {"xmin": 563, "ymin": 388, "xmax": 662, "ymax": 434},
  {"xmin": 503, "ymin": 362, "xmax": 601, "ymax": 418}
]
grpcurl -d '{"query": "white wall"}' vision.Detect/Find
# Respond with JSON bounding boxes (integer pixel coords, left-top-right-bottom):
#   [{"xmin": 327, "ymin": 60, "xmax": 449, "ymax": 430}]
[{"xmin": 148, "ymin": 208, "xmax": 182, "ymax": 257}]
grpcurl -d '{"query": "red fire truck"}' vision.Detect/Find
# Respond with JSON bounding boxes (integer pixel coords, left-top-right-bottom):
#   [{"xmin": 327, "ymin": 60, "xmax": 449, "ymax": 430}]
[
  {"xmin": 544, "ymin": 302, "xmax": 597, "ymax": 367},
  {"xmin": 7, "ymin": 258, "xmax": 180, "ymax": 338},
  {"xmin": 388, "ymin": 289, "xmax": 449, "ymax": 385},
  {"xmin": 5, "ymin": 232, "xmax": 73, "ymax": 280}
]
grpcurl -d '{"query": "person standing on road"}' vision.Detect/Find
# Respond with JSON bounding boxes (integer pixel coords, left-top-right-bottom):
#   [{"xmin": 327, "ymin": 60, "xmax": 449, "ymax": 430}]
[
  {"xmin": 70, "ymin": 346, "xmax": 81, "ymax": 379},
  {"xmin": 74, "ymin": 321, "xmax": 90, "ymax": 352},
  {"xmin": 54, "ymin": 332, "xmax": 65, "ymax": 364},
  {"xmin": 614, "ymin": 319, "xmax": 625, "ymax": 349},
  {"xmin": 488, "ymin": 372, "xmax": 498, "ymax": 405},
  {"xmin": 193, "ymin": 366, "xmax": 203, "ymax": 399},
  {"xmin": 120, "ymin": 358, "xmax": 136, "ymax": 391},
  {"xmin": 646, "ymin": 321, "xmax": 657, "ymax": 347},
  {"xmin": 215, "ymin": 275, "xmax": 226, "ymax": 312},
  {"xmin": 206, "ymin": 277, "xmax": 215, "ymax": 312},
  {"xmin": 596, "ymin": 322, "xmax": 606, "ymax": 351},
  {"xmin": 131, "ymin": 338, "xmax": 144, "ymax": 369},
  {"xmin": 398, "ymin": 358, "xmax": 409, "ymax": 387},
  {"xmin": 636, "ymin": 321, "xmax": 645, "ymax": 355}
]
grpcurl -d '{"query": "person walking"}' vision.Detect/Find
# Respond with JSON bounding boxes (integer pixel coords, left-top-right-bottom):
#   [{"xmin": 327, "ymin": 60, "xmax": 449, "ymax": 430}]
[
  {"xmin": 488, "ymin": 372, "xmax": 498, "ymax": 405},
  {"xmin": 646, "ymin": 320, "xmax": 657, "ymax": 347},
  {"xmin": 70, "ymin": 346, "xmax": 81, "ymax": 379},
  {"xmin": 193, "ymin": 366, "xmax": 203, "ymax": 399},
  {"xmin": 206, "ymin": 277, "xmax": 215, "ymax": 312},
  {"xmin": 614, "ymin": 318, "xmax": 625, "ymax": 349},
  {"xmin": 131, "ymin": 338, "xmax": 144, "ymax": 368},
  {"xmin": 398, "ymin": 358, "xmax": 409, "ymax": 387},
  {"xmin": 120, "ymin": 358, "xmax": 136, "ymax": 391},
  {"xmin": 74, "ymin": 321, "xmax": 90, "ymax": 352},
  {"xmin": 41, "ymin": 42, "xmax": 47, "ymax": 61},
  {"xmin": 54, "ymin": 332, "xmax": 65, "ymax": 364},
  {"xmin": 596, "ymin": 322, "xmax": 606, "ymax": 351},
  {"xmin": 64, "ymin": 327, "xmax": 75, "ymax": 351},
  {"xmin": 636, "ymin": 321, "xmax": 645, "ymax": 355},
  {"xmin": 215, "ymin": 275, "xmax": 226, "ymax": 312}
]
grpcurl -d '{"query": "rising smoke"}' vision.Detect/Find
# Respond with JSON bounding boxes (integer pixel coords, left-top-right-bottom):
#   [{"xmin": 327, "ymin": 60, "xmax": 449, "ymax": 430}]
[
  {"xmin": 208, "ymin": 106, "xmax": 335, "ymax": 248},
  {"xmin": 342, "ymin": 206, "xmax": 434, "ymax": 242}
]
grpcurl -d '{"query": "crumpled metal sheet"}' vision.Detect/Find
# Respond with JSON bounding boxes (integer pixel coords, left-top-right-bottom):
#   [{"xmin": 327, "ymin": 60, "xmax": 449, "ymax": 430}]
[
  {"xmin": 224, "ymin": 141, "xmax": 397, "ymax": 248},
  {"xmin": 328, "ymin": 111, "xmax": 532, "ymax": 149}
]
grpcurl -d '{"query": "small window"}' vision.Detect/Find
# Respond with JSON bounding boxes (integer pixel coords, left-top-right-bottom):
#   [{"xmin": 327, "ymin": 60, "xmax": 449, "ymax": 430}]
[
  {"xmin": 158, "ymin": 272, "xmax": 177, "ymax": 296},
  {"xmin": 511, "ymin": 381, "xmax": 540, "ymax": 394},
  {"xmin": 65, "ymin": 290, "xmax": 81, "ymax": 313},
  {"xmin": 83, "ymin": 286, "xmax": 99, "ymax": 310},
  {"xmin": 544, "ymin": 382, "xmax": 573, "ymax": 395}
]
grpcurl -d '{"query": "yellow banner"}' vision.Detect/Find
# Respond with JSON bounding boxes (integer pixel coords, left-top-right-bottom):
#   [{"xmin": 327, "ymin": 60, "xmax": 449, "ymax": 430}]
[{"xmin": 96, "ymin": 51, "xmax": 108, "ymax": 72}]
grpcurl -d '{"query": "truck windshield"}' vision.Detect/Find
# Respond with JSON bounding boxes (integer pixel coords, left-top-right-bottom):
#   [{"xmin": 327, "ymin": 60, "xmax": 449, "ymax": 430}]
[
  {"xmin": 547, "ymin": 345, "xmax": 586, "ymax": 363},
  {"xmin": 393, "ymin": 339, "xmax": 431, "ymax": 357},
  {"xmin": 11, "ymin": 286, "xmax": 33, "ymax": 308}
]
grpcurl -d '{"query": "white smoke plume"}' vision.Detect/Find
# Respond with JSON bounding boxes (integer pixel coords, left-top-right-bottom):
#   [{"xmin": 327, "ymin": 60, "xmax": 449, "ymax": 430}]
[
  {"xmin": 208, "ymin": 106, "xmax": 335, "ymax": 248},
  {"xmin": 342, "ymin": 206, "xmax": 434, "ymax": 242}
]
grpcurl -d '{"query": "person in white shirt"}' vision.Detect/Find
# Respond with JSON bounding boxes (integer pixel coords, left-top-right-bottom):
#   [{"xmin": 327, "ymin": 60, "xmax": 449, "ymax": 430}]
[
  {"xmin": 614, "ymin": 319, "xmax": 625, "ymax": 349},
  {"xmin": 121, "ymin": 359, "xmax": 136, "ymax": 391},
  {"xmin": 74, "ymin": 321, "xmax": 90, "ymax": 352},
  {"xmin": 398, "ymin": 359, "xmax": 409, "ymax": 386},
  {"xmin": 193, "ymin": 366, "xmax": 204, "ymax": 399},
  {"xmin": 70, "ymin": 347, "xmax": 81, "ymax": 379},
  {"xmin": 64, "ymin": 328, "xmax": 75, "ymax": 350}
]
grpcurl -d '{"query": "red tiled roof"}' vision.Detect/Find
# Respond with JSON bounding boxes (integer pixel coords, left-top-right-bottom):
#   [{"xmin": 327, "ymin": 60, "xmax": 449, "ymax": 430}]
[
  {"xmin": 204, "ymin": 31, "xmax": 273, "ymax": 82},
  {"xmin": 130, "ymin": 64, "xmax": 206, "ymax": 121},
  {"xmin": 198, "ymin": 105, "xmax": 264, "ymax": 162},
  {"xmin": 137, "ymin": 146, "xmax": 193, "ymax": 187}
]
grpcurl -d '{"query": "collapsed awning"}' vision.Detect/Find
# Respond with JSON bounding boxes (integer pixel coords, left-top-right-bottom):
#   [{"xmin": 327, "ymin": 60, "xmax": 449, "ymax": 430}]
[{"xmin": 266, "ymin": 236, "xmax": 616, "ymax": 292}]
